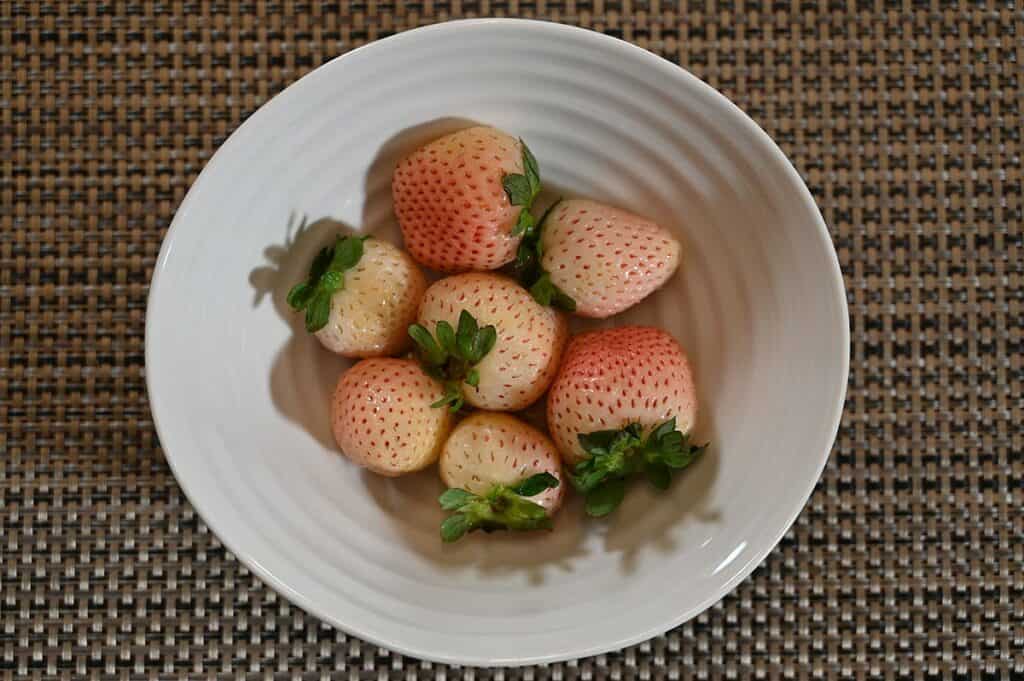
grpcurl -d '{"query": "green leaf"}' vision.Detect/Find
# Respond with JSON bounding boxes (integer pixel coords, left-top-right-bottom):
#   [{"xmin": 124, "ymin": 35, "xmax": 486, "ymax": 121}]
[
  {"xmin": 331, "ymin": 235, "xmax": 364, "ymax": 271},
  {"xmin": 511, "ymin": 199, "xmax": 566, "ymax": 298},
  {"xmin": 500, "ymin": 495, "xmax": 552, "ymax": 528},
  {"xmin": 573, "ymin": 421, "xmax": 708, "ymax": 518},
  {"xmin": 529, "ymin": 272, "xmax": 554, "ymax": 306},
  {"xmin": 428, "ymin": 394, "xmax": 453, "ymax": 409},
  {"xmin": 578, "ymin": 428, "xmax": 621, "ymax": 454},
  {"xmin": 572, "ymin": 423, "xmax": 644, "ymax": 493},
  {"xmin": 473, "ymin": 325, "xmax": 497, "ymax": 362},
  {"xmin": 521, "ymin": 140, "xmax": 540, "ymax": 195},
  {"xmin": 430, "ymin": 383, "xmax": 463, "ymax": 411},
  {"xmin": 439, "ymin": 481, "xmax": 555, "ymax": 543},
  {"xmin": 570, "ymin": 467, "xmax": 599, "ymax": 493},
  {"xmin": 435, "ymin": 320, "xmax": 456, "ymax": 353},
  {"xmin": 286, "ymin": 282, "xmax": 314, "ymax": 310},
  {"xmin": 408, "ymin": 324, "xmax": 446, "ymax": 366},
  {"xmin": 585, "ymin": 478, "xmax": 627, "ymax": 517},
  {"xmin": 439, "ymin": 488, "xmax": 476, "ymax": 511},
  {"xmin": 514, "ymin": 239, "xmax": 540, "ymax": 283},
  {"xmin": 504, "ymin": 140, "xmax": 541, "ymax": 211},
  {"xmin": 649, "ymin": 417, "xmax": 677, "ymax": 442},
  {"xmin": 661, "ymin": 441, "xmax": 707, "ymax": 469},
  {"xmin": 551, "ymin": 288, "xmax": 577, "ymax": 312},
  {"xmin": 510, "ymin": 472, "xmax": 559, "ymax": 497},
  {"xmin": 410, "ymin": 310, "xmax": 498, "ymax": 412},
  {"xmin": 534, "ymin": 198, "xmax": 560, "ymax": 230},
  {"xmin": 646, "ymin": 462, "xmax": 671, "ymax": 490},
  {"xmin": 571, "ymin": 454, "xmax": 626, "ymax": 493},
  {"xmin": 305, "ymin": 292, "xmax": 333, "ymax": 332},
  {"xmin": 440, "ymin": 513, "xmax": 475, "ymax": 542},
  {"xmin": 444, "ymin": 382, "xmax": 465, "ymax": 412},
  {"xmin": 643, "ymin": 418, "xmax": 707, "ymax": 470},
  {"xmin": 502, "ymin": 174, "xmax": 533, "ymax": 206},
  {"xmin": 528, "ymin": 272, "xmax": 576, "ymax": 311},
  {"xmin": 309, "ymin": 245, "xmax": 333, "ymax": 280},
  {"xmin": 455, "ymin": 310, "xmax": 479, "ymax": 360},
  {"xmin": 510, "ymin": 208, "xmax": 535, "ymax": 238},
  {"xmin": 319, "ymin": 269, "xmax": 344, "ymax": 294},
  {"xmin": 287, "ymin": 236, "xmax": 367, "ymax": 333},
  {"xmin": 659, "ymin": 431, "xmax": 685, "ymax": 450}
]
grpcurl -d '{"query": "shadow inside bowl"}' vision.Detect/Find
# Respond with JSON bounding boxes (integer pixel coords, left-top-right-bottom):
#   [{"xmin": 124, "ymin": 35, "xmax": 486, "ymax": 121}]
[
  {"xmin": 600, "ymin": 435, "xmax": 721, "ymax": 573},
  {"xmin": 251, "ymin": 118, "xmax": 485, "ymax": 449},
  {"xmin": 251, "ymin": 214, "xmax": 356, "ymax": 450},
  {"xmin": 362, "ymin": 467, "xmax": 590, "ymax": 584}
]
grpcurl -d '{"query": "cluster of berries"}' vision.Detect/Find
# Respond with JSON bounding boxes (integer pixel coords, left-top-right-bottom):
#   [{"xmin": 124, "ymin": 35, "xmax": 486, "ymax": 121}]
[{"xmin": 288, "ymin": 127, "xmax": 704, "ymax": 542}]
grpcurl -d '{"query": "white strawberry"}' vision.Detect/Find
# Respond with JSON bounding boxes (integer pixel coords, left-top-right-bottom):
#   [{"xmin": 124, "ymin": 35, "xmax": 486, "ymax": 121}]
[
  {"xmin": 392, "ymin": 126, "xmax": 543, "ymax": 272},
  {"xmin": 514, "ymin": 199, "xmax": 680, "ymax": 318},
  {"xmin": 288, "ymin": 236, "xmax": 427, "ymax": 358},
  {"xmin": 413, "ymin": 273, "xmax": 568, "ymax": 411},
  {"xmin": 331, "ymin": 358, "xmax": 453, "ymax": 476},
  {"xmin": 437, "ymin": 412, "xmax": 565, "ymax": 542},
  {"xmin": 546, "ymin": 326, "xmax": 704, "ymax": 516}
]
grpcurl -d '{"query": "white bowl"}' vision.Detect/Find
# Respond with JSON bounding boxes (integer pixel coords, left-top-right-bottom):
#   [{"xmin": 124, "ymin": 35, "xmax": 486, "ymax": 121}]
[{"xmin": 146, "ymin": 19, "xmax": 849, "ymax": 667}]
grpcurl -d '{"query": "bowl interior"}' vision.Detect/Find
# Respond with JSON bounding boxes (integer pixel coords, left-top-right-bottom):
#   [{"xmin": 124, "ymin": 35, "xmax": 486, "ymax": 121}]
[{"xmin": 146, "ymin": 20, "xmax": 848, "ymax": 666}]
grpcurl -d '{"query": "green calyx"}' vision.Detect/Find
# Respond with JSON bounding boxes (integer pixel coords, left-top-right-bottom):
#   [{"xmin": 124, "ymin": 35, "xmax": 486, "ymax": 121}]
[
  {"xmin": 439, "ymin": 472, "xmax": 560, "ymax": 542},
  {"xmin": 286, "ymin": 235, "xmax": 368, "ymax": 332},
  {"xmin": 571, "ymin": 418, "xmax": 707, "ymax": 518},
  {"xmin": 502, "ymin": 141, "xmax": 575, "ymax": 311},
  {"xmin": 408, "ymin": 310, "xmax": 498, "ymax": 412},
  {"xmin": 512, "ymin": 199, "xmax": 577, "ymax": 312},
  {"xmin": 502, "ymin": 139, "xmax": 542, "ymax": 235}
]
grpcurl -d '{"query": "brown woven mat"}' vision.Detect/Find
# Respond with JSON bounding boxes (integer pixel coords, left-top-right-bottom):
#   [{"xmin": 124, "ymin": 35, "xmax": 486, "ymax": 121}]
[{"xmin": 2, "ymin": 1, "xmax": 1022, "ymax": 678}]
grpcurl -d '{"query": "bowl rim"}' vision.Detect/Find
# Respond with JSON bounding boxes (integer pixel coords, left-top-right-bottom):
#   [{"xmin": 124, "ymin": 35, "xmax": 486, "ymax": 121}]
[{"xmin": 145, "ymin": 17, "xmax": 850, "ymax": 667}]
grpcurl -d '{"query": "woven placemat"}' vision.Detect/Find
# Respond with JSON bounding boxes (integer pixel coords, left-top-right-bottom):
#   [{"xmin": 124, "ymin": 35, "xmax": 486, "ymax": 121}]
[{"xmin": 2, "ymin": 2, "xmax": 1022, "ymax": 678}]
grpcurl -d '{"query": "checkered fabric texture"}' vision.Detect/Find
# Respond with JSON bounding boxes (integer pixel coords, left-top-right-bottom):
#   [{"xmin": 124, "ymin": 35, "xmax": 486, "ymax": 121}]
[{"xmin": 1, "ymin": 1, "xmax": 1022, "ymax": 679}]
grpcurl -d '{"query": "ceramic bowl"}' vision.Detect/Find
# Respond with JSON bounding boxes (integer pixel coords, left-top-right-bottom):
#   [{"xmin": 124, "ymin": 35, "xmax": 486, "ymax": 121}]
[{"xmin": 146, "ymin": 19, "xmax": 849, "ymax": 666}]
